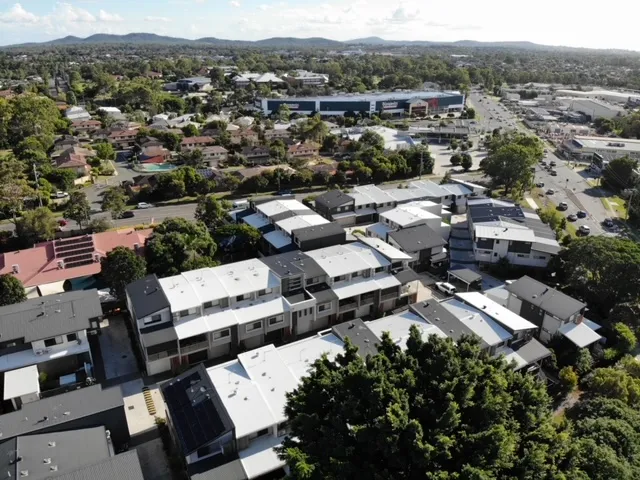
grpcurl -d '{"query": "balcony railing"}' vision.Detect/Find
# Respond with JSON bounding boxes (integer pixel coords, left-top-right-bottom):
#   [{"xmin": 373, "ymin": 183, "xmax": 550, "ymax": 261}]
[
  {"xmin": 147, "ymin": 348, "xmax": 178, "ymax": 362},
  {"xmin": 360, "ymin": 295, "xmax": 375, "ymax": 305},
  {"xmin": 338, "ymin": 301, "xmax": 358, "ymax": 313},
  {"xmin": 180, "ymin": 341, "xmax": 210, "ymax": 355},
  {"xmin": 380, "ymin": 292, "xmax": 399, "ymax": 302}
]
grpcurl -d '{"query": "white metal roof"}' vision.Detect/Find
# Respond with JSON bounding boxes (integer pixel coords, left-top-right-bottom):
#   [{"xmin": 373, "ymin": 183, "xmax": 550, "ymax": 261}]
[
  {"xmin": 238, "ymin": 345, "xmax": 298, "ymax": 425},
  {"xmin": 306, "ymin": 243, "xmax": 390, "ymax": 278},
  {"xmin": 455, "ymin": 291, "xmax": 537, "ymax": 332},
  {"xmin": 558, "ymin": 322, "xmax": 602, "ymax": 348},
  {"xmin": 239, "ymin": 434, "xmax": 285, "ymax": 479},
  {"xmin": 374, "ymin": 273, "xmax": 402, "ymax": 290},
  {"xmin": 263, "ymin": 230, "xmax": 293, "ymax": 250},
  {"xmin": 278, "ymin": 333, "xmax": 345, "ymax": 380},
  {"xmin": 208, "ymin": 360, "xmax": 276, "ymax": 438},
  {"xmin": 256, "ymin": 199, "xmax": 309, "ymax": 218},
  {"xmin": 408, "ymin": 180, "xmax": 450, "ymax": 198},
  {"xmin": 474, "ymin": 225, "xmax": 536, "ymax": 242},
  {"xmin": 441, "ymin": 299, "xmax": 513, "ymax": 346},
  {"xmin": 215, "ymin": 259, "xmax": 279, "ymax": 297},
  {"xmin": 205, "ymin": 309, "xmax": 239, "ymax": 333},
  {"xmin": 332, "ymin": 277, "xmax": 384, "ymax": 300},
  {"xmin": 174, "ymin": 315, "xmax": 209, "ymax": 340},
  {"xmin": 441, "ymin": 183, "xmax": 473, "ymax": 197},
  {"xmin": 3, "ymin": 365, "xmax": 39, "ymax": 400},
  {"xmin": 357, "ymin": 237, "xmax": 412, "ymax": 261},
  {"xmin": 159, "ymin": 275, "xmax": 201, "ymax": 313},
  {"xmin": 181, "ymin": 268, "xmax": 229, "ymax": 304},
  {"xmin": 352, "ymin": 185, "xmax": 396, "ymax": 205},
  {"xmin": 234, "ymin": 296, "xmax": 288, "ymax": 325},
  {"xmin": 367, "ymin": 311, "xmax": 447, "ymax": 350},
  {"xmin": 276, "ymin": 214, "xmax": 328, "ymax": 234},
  {"xmin": 380, "ymin": 205, "xmax": 439, "ymax": 228},
  {"xmin": 242, "ymin": 213, "xmax": 270, "ymax": 229}
]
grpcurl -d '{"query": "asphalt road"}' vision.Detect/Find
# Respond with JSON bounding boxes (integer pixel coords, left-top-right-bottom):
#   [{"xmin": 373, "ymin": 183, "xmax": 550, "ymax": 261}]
[{"xmin": 468, "ymin": 92, "xmax": 521, "ymax": 134}]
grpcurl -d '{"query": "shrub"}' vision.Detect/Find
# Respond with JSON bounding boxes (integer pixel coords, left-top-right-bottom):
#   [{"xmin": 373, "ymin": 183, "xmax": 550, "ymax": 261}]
[{"xmin": 559, "ymin": 366, "xmax": 579, "ymax": 392}]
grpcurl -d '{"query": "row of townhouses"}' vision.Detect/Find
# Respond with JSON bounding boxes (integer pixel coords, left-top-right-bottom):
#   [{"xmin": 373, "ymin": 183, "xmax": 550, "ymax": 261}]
[
  {"xmin": 125, "ymin": 239, "xmax": 420, "ymax": 376},
  {"xmin": 159, "ymin": 273, "xmax": 602, "ymax": 480}
]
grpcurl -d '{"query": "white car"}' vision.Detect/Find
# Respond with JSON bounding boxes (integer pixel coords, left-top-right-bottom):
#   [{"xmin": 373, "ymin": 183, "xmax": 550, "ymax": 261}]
[
  {"xmin": 55, "ymin": 191, "xmax": 69, "ymax": 198},
  {"xmin": 137, "ymin": 202, "xmax": 154, "ymax": 209},
  {"xmin": 579, "ymin": 225, "xmax": 591, "ymax": 235},
  {"xmin": 435, "ymin": 282, "xmax": 457, "ymax": 296}
]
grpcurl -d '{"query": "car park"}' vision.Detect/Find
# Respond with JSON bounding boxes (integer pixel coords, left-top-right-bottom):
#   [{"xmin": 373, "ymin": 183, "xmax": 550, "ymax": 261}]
[
  {"xmin": 579, "ymin": 225, "xmax": 591, "ymax": 235},
  {"xmin": 558, "ymin": 202, "xmax": 568, "ymax": 211},
  {"xmin": 567, "ymin": 214, "xmax": 578, "ymax": 222},
  {"xmin": 137, "ymin": 202, "xmax": 154, "ymax": 209},
  {"xmin": 435, "ymin": 282, "xmax": 457, "ymax": 296},
  {"xmin": 577, "ymin": 210, "xmax": 587, "ymax": 218}
]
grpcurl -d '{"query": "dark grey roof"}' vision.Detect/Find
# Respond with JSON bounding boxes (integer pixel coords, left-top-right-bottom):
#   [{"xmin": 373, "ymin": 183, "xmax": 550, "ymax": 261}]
[
  {"xmin": 291, "ymin": 256, "xmax": 325, "ymax": 278},
  {"xmin": 259, "ymin": 251, "xmax": 308, "ymax": 278},
  {"xmin": 47, "ymin": 451, "xmax": 144, "ymax": 480},
  {"xmin": 125, "ymin": 274, "xmax": 169, "ymax": 319},
  {"xmin": 0, "ymin": 290, "xmax": 101, "ymax": 343},
  {"xmin": 269, "ymin": 210, "xmax": 298, "ymax": 223},
  {"xmin": 410, "ymin": 300, "xmax": 482, "ymax": 347},
  {"xmin": 505, "ymin": 276, "xmax": 585, "ymax": 320},
  {"xmin": 502, "ymin": 215, "xmax": 556, "ymax": 240},
  {"xmin": 512, "ymin": 338, "xmax": 551, "ymax": 370},
  {"xmin": 332, "ymin": 319, "xmax": 379, "ymax": 358},
  {"xmin": 0, "ymin": 437, "xmax": 17, "ymax": 479},
  {"xmin": 0, "ymin": 385, "xmax": 124, "ymax": 441},
  {"xmin": 140, "ymin": 325, "xmax": 177, "ymax": 346},
  {"xmin": 234, "ymin": 208, "xmax": 253, "ymax": 221},
  {"xmin": 394, "ymin": 269, "xmax": 419, "ymax": 284},
  {"xmin": 306, "ymin": 283, "xmax": 338, "ymax": 303},
  {"xmin": 388, "ymin": 224, "xmax": 446, "ymax": 252},
  {"xmin": 469, "ymin": 203, "xmax": 524, "ymax": 224},
  {"xmin": 293, "ymin": 222, "xmax": 345, "ymax": 242},
  {"xmin": 531, "ymin": 242, "xmax": 562, "ymax": 255},
  {"xmin": 448, "ymin": 268, "xmax": 482, "ymax": 285},
  {"xmin": 315, "ymin": 189, "xmax": 354, "ymax": 208},
  {"xmin": 161, "ymin": 364, "xmax": 233, "ymax": 455},
  {"xmin": 16, "ymin": 427, "xmax": 110, "ymax": 480},
  {"xmin": 189, "ymin": 457, "xmax": 245, "ymax": 480}
]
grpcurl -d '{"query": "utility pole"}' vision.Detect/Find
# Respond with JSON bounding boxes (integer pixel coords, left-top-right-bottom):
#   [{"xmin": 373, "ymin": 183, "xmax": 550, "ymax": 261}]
[
  {"xmin": 628, "ymin": 189, "xmax": 634, "ymax": 221},
  {"xmin": 33, "ymin": 163, "xmax": 42, "ymax": 208},
  {"xmin": 419, "ymin": 149, "xmax": 423, "ymax": 179}
]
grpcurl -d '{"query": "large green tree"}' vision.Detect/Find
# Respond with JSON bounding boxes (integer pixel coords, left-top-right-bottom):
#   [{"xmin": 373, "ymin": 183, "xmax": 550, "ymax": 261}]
[
  {"xmin": 64, "ymin": 191, "xmax": 92, "ymax": 230},
  {"xmin": 195, "ymin": 195, "xmax": 231, "ymax": 229},
  {"xmin": 101, "ymin": 246, "xmax": 147, "ymax": 300},
  {"xmin": 15, "ymin": 207, "xmax": 57, "ymax": 245},
  {"xmin": 482, "ymin": 143, "xmax": 536, "ymax": 194},
  {"xmin": 279, "ymin": 330, "xmax": 573, "ymax": 479},
  {"xmin": 0, "ymin": 94, "xmax": 62, "ymax": 147},
  {"xmin": 145, "ymin": 218, "xmax": 217, "ymax": 277},
  {"xmin": 0, "ymin": 274, "xmax": 26, "ymax": 306},
  {"xmin": 602, "ymin": 156, "xmax": 639, "ymax": 192},
  {"xmin": 101, "ymin": 186, "xmax": 128, "ymax": 220}
]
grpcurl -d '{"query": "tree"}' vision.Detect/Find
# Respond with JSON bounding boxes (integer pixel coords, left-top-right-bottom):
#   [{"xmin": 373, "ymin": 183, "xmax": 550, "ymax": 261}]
[
  {"xmin": 101, "ymin": 186, "xmax": 128, "ymax": 220},
  {"xmin": 466, "ymin": 107, "xmax": 476, "ymax": 119},
  {"xmin": 145, "ymin": 218, "xmax": 217, "ymax": 277},
  {"xmin": 276, "ymin": 104, "xmax": 291, "ymax": 122},
  {"xmin": 0, "ymin": 274, "xmax": 26, "ymax": 306},
  {"xmin": 0, "ymin": 94, "xmax": 62, "ymax": 147},
  {"xmin": 45, "ymin": 169, "xmax": 77, "ymax": 191},
  {"xmin": 64, "ymin": 191, "xmax": 92, "ymax": 230},
  {"xmin": 603, "ymin": 156, "xmax": 639, "ymax": 192},
  {"xmin": 482, "ymin": 143, "xmax": 536, "ymax": 195},
  {"xmin": 65, "ymin": 91, "xmax": 77, "ymax": 106},
  {"xmin": 0, "ymin": 154, "xmax": 32, "ymax": 220},
  {"xmin": 101, "ymin": 246, "xmax": 147, "ymax": 300},
  {"xmin": 557, "ymin": 237, "xmax": 640, "ymax": 314},
  {"xmin": 575, "ymin": 348, "xmax": 595, "ymax": 376},
  {"xmin": 322, "ymin": 134, "xmax": 338, "ymax": 153},
  {"xmin": 215, "ymin": 223, "xmax": 261, "ymax": 260},
  {"xmin": 195, "ymin": 195, "xmax": 231, "ymax": 229},
  {"xmin": 450, "ymin": 153, "xmax": 462, "ymax": 166},
  {"xmin": 279, "ymin": 331, "xmax": 573, "ymax": 479},
  {"xmin": 450, "ymin": 138, "xmax": 459, "ymax": 150},
  {"xmin": 179, "ymin": 149, "xmax": 204, "ymax": 168},
  {"xmin": 15, "ymin": 207, "xmax": 57, "ymax": 245},
  {"xmin": 94, "ymin": 142, "xmax": 115, "ymax": 161},
  {"xmin": 440, "ymin": 170, "xmax": 453, "ymax": 184},
  {"xmin": 358, "ymin": 130, "xmax": 385, "ymax": 151},
  {"xmin": 461, "ymin": 152, "xmax": 473, "ymax": 171},
  {"xmin": 559, "ymin": 366, "xmax": 579, "ymax": 393},
  {"xmin": 583, "ymin": 368, "xmax": 640, "ymax": 406},
  {"xmin": 301, "ymin": 115, "xmax": 328, "ymax": 143},
  {"xmin": 612, "ymin": 323, "xmax": 638, "ymax": 354},
  {"xmin": 181, "ymin": 124, "xmax": 199, "ymax": 138}
]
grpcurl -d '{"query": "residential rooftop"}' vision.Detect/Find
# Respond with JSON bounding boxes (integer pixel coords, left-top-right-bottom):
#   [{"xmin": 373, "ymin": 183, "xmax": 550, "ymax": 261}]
[{"xmin": 505, "ymin": 276, "xmax": 585, "ymax": 320}]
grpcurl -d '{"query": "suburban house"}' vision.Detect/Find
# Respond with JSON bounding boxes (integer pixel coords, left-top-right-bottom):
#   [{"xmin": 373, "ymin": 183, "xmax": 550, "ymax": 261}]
[
  {"xmin": 0, "ymin": 228, "xmax": 153, "ymax": 296},
  {"xmin": 137, "ymin": 136, "xmax": 164, "ymax": 149},
  {"xmin": 503, "ymin": 276, "xmax": 602, "ymax": 346},
  {"xmin": 264, "ymin": 128, "xmax": 291, "ymax": 140},
  {"xmin": 64, "ymin": 106, "xmax": 91, "ymax": 122},
  {"xmin": 368, "ymin": 201, "xmax": 451, "ymax": 241},
  {"xmin": 241, "ymin": 146, "xmax": 270, "ymax": 165},
  {"xmin": 140, "ymin": 145, "xmax": 171, "ymax": 163},
  {"xmin": 72, "ymin": 119, "xmax": 102, "ymax": 133},
  {"xmin": 386, "ymin": 224, "xmax": 448, "ymax": 272},
  {"xmin": 125, "ymin": 241, "xmax": 420, "ymax": 376},
  {"xmin": 0, "ymin": 290, "xmax": 102, "ymax": 401},
  {"xmin": 283, "ymin": 70, "xmax": 329, "ymax": 86},
  {"xmin": 468, "ymin": 199, "xmax": 561, "ymax": 268},
  {"xmin": 108, "ymin": 129, "xmax": 138, "ymax": 149},
  {"xmin": 54, "ymin": 151, "xmax": 91, "ymax": 176},
  {"xmin": 288, "ymin": 142, "xmax": 320, "ymax": 158},
  {"xmin": 229, "ymin": 129, "xmax": 259, "ymax": 145},
  {"xmin": 0, "ymin": 384, "xmax": 131, "ymax": 451},
  {"xmin": 181, "ymin": 136, "xmax": 214, "ymax": 151},
  {"xmin": 200, "ymin": 146, "xmax": 229, "ymax": 167}
]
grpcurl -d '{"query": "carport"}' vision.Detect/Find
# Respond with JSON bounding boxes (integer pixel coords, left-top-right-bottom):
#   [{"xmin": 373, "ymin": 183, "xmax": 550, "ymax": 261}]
[{"xmin": 447, "ymin": 268, "xmax": 482, "ymax": 291}]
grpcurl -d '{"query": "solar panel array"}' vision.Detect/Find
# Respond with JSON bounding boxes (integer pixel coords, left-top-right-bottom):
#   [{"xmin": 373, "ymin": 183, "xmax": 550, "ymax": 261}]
[
  {"xmin": 163, "ymin": 371, "xmax": 228, "ymax": 453},
  {"xmin": 53, "ymin": 235, "xmax": 96, "ymax": 269}
]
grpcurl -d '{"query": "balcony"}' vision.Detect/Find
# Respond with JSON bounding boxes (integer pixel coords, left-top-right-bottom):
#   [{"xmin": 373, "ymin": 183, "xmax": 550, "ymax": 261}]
[
  {"xmin": 180, "ymin": 340, "xmax": 210, "ymax": 355},
  {"xmin": 147, "ymin": 348, "xmax": 178, "ymax": 362},
  {"xmin": 360, "ymin": 294, "xmax": 375, "ymax": 306},
  {"xmin": 338, "ymin": 300, "xmax": 358, "ymax": 313},
  {"xmin": 380, "ymin": 292, "xmax": 399, "ymax": 302}
]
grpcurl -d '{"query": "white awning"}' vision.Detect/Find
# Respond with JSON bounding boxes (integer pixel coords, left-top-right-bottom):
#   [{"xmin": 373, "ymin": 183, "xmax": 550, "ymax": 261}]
[
  {"xmin": 3, "ymin": 365, "xmax": 40, "ymax": 400},
  {"xmin": 333, "ymin": 277, "xmax": 381, "ymax": 300},
  {"xmin": 37, "ymin": 281, "xmax": 66, "ymax": 296},
  {"xmin": 558, "ymin": 322, "xmax": 601, "ymax": 348}
]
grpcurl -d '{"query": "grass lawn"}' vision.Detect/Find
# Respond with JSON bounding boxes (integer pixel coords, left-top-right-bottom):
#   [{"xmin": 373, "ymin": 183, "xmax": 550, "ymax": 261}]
[
  {"xmin": 601, "ymin": 196, "xmax": 628, "ymax": 218},
  {"xmin": 565, "ymin": 222, "xmax": 577, "ymax": 237}
]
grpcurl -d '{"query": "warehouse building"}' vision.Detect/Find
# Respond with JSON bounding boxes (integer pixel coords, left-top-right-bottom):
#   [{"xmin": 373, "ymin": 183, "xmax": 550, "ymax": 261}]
[
  {"xmin": 258, "ymin": 91, "xmax": 465, "ymax": 117},
  {"xmin": 561, "ymin": 135, "xmax": 640, "ymax": 162},
  {"xmin": 555, "ymin": 89, "xmax": 640, "ymax": 104},
  {"xmin": 567, "ymin": 98, "xmax": 625, "ymax": 120}
]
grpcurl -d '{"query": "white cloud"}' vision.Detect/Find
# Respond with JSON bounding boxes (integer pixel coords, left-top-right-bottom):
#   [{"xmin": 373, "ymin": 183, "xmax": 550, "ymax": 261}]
[
  {"xmin": 0, "ymin": 3, "xmax": 39, "ymax": 24},
  {"xmin": 259, "ymin": 4, "xmax": 270, "ymax": 10},
  {"xmin": 98, "ymin": 10, "xmax": 123, "ymax": 22},
  {"xmin": 54, "ymin": 3, "xmax": 96, "ymax": 23},
  {"xmin": 230, "ymin": 0, "xmax": 241, "ymax": 6},
  {"xmin": 144, "ymin": 16, "xmax": 170, "ymax": 22}
]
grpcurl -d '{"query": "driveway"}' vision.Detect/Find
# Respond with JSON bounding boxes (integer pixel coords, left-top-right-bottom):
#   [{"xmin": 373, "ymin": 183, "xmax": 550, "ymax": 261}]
[{"xmin": 98, "ymin": 315, "xmax": 139, "ymax": 380}]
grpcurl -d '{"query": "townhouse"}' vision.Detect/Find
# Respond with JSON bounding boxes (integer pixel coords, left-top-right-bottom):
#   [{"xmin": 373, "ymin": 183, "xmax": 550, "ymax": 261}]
[
  {"xmin": 181, "ymin": 136, "xmax": 214, "ymax": 151},
  {"xmin": 468, "ymin": 199, "xmax": 561, "ymax": 268},
  {"xmin": 125, "ymin": 240, "xmax": 420, "ymax": 376},
  {"xmin": 386, "ymin": 224, "xmax": 448, "ymax": 272},
  {"xmin": 108, "ymin": 129, "xmax": 138, "ymax": 149},
  {"xmin": 264, "ymin": 128, "xmax": 291, "ymax": 141},
  {"xmin": 288, "ymin": 142, "xmax": 320, "ymax": 158},
  {"xmin": 241, "ymin": 145, "xmax": 270, "ymax": 165},
  {"xmin": 72, "ymin": 119, "xmax": 102, "ymax": 133},
  {"xmin": 200, "ymin": 146, "xmax": 229, "ymax": 167},
  {"xmin": 229, "ymin": 129, "xmax": 260, "ymax": 145},
  {"xmin": 370, "ymin": 201, "xmax": 451, "ymax": 240},
  {"xmin": 0, "ymin": 291, "xmax": 102, "ymax": 404},
  {"xmin": 237, "ymin": 198, "xmax": 346, "ymax": 254}
]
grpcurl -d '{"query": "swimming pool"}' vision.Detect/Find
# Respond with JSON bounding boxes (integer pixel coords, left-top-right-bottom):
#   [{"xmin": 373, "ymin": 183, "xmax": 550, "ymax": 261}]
[{"xmin": 137, "ymin": 163, "xmax": 177, "ymax": 172}]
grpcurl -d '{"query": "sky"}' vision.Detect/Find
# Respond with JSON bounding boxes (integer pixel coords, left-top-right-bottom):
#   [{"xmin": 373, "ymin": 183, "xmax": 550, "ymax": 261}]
[{"xmin": 0, "ymin": 0, "xmax": 639, "ymax": 50}]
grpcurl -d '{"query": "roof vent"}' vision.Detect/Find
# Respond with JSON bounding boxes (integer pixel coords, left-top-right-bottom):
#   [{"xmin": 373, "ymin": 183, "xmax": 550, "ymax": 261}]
[
  {"xmin": 48, "ymin": 442, "xmax": 56, "ymax": 447},
  {"xmin": 43, "ymin": 459, "xmax": 51, "ymax": 465},
  {"xmin": 12, "ymin": 264, "xmax": 19, "ymax": 274},
  {"xmin": 49, "ymin": 466, "xmax": 58, "ymax": 472}
]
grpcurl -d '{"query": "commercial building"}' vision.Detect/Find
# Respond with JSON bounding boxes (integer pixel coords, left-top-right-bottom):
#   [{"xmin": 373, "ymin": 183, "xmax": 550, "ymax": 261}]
[
  {"xmin": 561, "ymin": 135, "xmax": 640, "ymax": 162},
  {"xmin": 330, "ymin": 126, "xmax": 416, "ymax": 151},
  {"xmin": 125, "ymin": 240, "xmax": 420, "ymax": 375},
  {"xmin": 283, "ymin": 70, "xmax": 329, "ymax": 86},
  {"xmin": 468, "ymin": 198, "xmax": 560, "ymax": 268},
  {"xmin": 555, "ymin": 89, "xmax": 640, "ymax": 104},
  {"xmin": 568, "ymin": 98, "xmax": 625, "ymax": 120},
  {"xmin": 64, "ymin": 106, "xmax": 91, "ymax": 122},
  {"xmin": 258, "ymin": 90, "xmax": 465, "ymax": 117}
]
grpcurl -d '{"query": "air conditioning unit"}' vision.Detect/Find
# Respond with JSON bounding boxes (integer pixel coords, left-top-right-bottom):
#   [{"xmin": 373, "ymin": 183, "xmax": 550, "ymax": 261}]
[
  {"xmin": 93, "ymin": 254, "xmax": 100, "ymax": 263},
  {"xmin": 35, "ymin": 350, "xmax": 45, "ymax": 356},
  {"xmin": 57, "ymin": 260, "xmax": 64, "ymax": 269},
  {"xmin": 12, "ymin": 264, "xmax": 19, "ymax": 274}
]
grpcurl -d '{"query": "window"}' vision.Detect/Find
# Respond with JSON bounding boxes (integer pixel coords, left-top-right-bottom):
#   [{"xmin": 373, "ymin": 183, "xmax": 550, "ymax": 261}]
[
  {"xmin": 177, "ymin": 310, "xmax": 190, "ymax": 318},
  {"xmin": 269, "ymin": 316, "xmax": 284, "ymax": 326},
  {"xmin": 318, "ymin": 302, "xmax": 331, "ymax": 312},
  {"xmin": 66, "ymin": 333, "xmax": 78, "ymax": 342},
  {"xmin": 306, "ymin": 277, "xmax": 319, "ymax": 286},
  {"xmin": 144, "ymin": 314, "xmax": 162, "ymax": 325},
  {"xmin": 375, "ymin": 267, "xmax": 385, "ymax": 273},
  {"xmin": 257, "ymin": 428, "xmax": 269, "ymax": 437},
  {"xmin": 259, "ymin": 288, "xmax": 272, "ymax": 296},
  {"xmin": 495, "ymin": 240, "xmax": 500, "ymax": 244},
  {"xmin": 213, "ymin": 329, "xmax": 230, "ymax": 340},
  {"xmin": 246, "ymin": 321, "xmax": 262, "ymax": 333},
  {"xmin": 44, "ymin": 338, "xmax": 59, "ymax": 348},
  {"xmin": 333, "ymin": 275, "xmax": 346, "ymax": 282},
  {"xmin": 352, "ymin": 271, "xmax": 360, "ymax": 278},
  {"xmin": 203, "ymin": 300, "xmax": 219, "ymax": 309},
  {"xmin": 237, "ymin": 293, "xmax": 250, "ymax": 302},
  {"xmin": 493, "ymin": 252, "xmax": 498, "ymax": 257}
]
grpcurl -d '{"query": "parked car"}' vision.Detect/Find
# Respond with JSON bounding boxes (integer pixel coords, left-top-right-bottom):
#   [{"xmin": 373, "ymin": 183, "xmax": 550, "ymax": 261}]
[
  {"xmin": 567, "ymin": 214, "xmax": 578, "ymax": 222},
  {"xmin": 549, "ymin": 170, "xmax": 558, "ymax": 176},
  {"xmin": 137, "ymin": 202, "xmax": 154, "ymax": 209},
  {"xmin": 604, "ymin": 218, "xmax": 614, "ymax": 228},
  {"xmin": 435, "ymin": 282, "xmax": 457, "ymax": 296},
  {"xmin": 546, "ymin": 189, "xmax": 555, "ymax": 195},
  {"xmin": 540, "ymin": 161, "xmax": 547, "ymax": 166},
  {"xmin": 232, "ymin": 199, "xmax": 249, "ymax": 209},
  {"xmin": 121, "ymin": 211, "xmax": 135, "ymax": 219},
  {"xmin": 577, "ymin": 210, "xmax": 587, "ymax": 218},
  {"xmin": 558, "ymin": 202, "xmax": 568, "ymax": 211},
  {"xmin": 58, "ymin": 219, "xmax": 68, "ymax": 226},
  {"xmin": 276, "ymin": 190, "xmax": 294, "ymax": 196},
  {"xmin": 55, "ymin": 191, "xmax": 69, "ymax": 198},
  {"xmin": 579, "ymin": 225, "xmax": 591, "ymax": 235},
  {"xmin": 536, "ymin": 182, "xmax": 545, "ymax": 188},
  {"xmin": 549, "ymin": 161, "xmax": 556, "ymax": 167}
]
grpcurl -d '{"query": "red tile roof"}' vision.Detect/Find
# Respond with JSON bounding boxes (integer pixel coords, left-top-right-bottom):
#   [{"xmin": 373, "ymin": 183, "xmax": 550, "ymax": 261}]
[
  {"xmin": 109, "ymin": 129, "xmax": 138, "ymax": 139},
  {"xmin": 56, "ymin": 153, "xmax": 88, "ymax": 169},
  {"xmin": 0, "ymin": 228, "xmax": 153, "ymax": 287},
  {"xmin": 180, "ymin": 136, "xmax": 214, "ymax": 146},
  {"xmin": 140, "ymin": 155, "xmax": 164, "ymax": 164}
]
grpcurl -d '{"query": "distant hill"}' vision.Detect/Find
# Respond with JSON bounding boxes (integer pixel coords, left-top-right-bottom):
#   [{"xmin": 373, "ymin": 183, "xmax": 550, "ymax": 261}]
[{"xmin": 45, "ymin": 32, "xmax": 194, "ymax": 46}]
